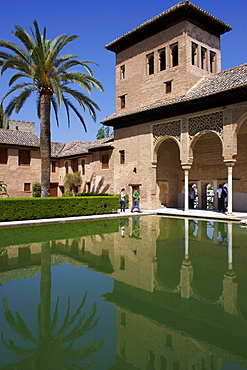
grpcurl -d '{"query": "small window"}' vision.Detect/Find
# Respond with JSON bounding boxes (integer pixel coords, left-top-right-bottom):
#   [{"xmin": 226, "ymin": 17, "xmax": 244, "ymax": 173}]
[
  {"xmin": 147, "ymin": 53, "xmax": 154, "ymax": 75},
  {"xmin": 159, "ymin": 48, "xmax": 166, "ymax": 71},
  {"xmin": 191, "ymin": 42, "xmax": 198, "ymax": 66},
  {"xmin": 102, "ymin": 154, "xmax": 109, "ymax": 169},
  {"xmin": 120, "ymin": 65, "xmax": 125, "ymax": 79},
  {"xmin": 24, "ymin": 183, "xmax": 31, "ymax": 192},
  {"xmin": 171, "ymin": 43, "xmax": 178, "ymax": 67},
  {"xmin": 19, "ymin": 149, "xmax": 30, "ymax": 166},
  {"xmin": 201, "ymin": 47, "xmax": 207, "ymax": 70},
  {"xmin": 120, "ymin": 95, "xmax": 125, "ymax": 109},
  {"xmin": 65, "ymin": 161, "xmax": 69, "ymax": 174},
  {"xmin": 0, "ymin": 147, "xmax": 7, "ymax": 164},
  {"xmin": 119, "ymin": 150, "xmax": 125, "ymax": 164},
  {"xmin": 210, "ymin": 51, "xmax": 216, "ymax": 73},
  {"xmin": 72, "ymin": 159, "xmax": 78, "ymax": 173},
  {"xmin": 51, "ymin": 161, "xmax": 56, "ymax": 173},
  {"xmin": 165, "ymin": 81, "xmax": 172, "ymax": 94},
  {"xmin": 81, "ymin": 159, "xmax": 85, "ymax": 175}
]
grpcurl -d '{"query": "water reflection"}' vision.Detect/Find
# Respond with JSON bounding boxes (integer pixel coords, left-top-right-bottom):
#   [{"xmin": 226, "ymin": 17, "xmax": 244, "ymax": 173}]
[
  {"xmin": 1, "ymin": 240, "xmax": 103, "ymax": 369},
  {"xmin": 0, "ymin": 216, "xmax": 247, "ymax": 369}
]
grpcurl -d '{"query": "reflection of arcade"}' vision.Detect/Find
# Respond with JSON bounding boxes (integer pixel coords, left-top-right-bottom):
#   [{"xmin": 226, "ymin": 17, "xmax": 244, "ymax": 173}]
[
  {"xmin": 1, "ymin": 217, "xmax": 247, "ymax": 369},
  {"xmin": 104, "ymin": 217, "xmax": 247, "ymax": 370}
]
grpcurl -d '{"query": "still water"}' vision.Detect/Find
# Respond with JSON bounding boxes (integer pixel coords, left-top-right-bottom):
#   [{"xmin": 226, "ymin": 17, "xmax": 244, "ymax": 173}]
[{"xmin": 0, "ymin": 215, "xmax": 247, "ymax": 370}]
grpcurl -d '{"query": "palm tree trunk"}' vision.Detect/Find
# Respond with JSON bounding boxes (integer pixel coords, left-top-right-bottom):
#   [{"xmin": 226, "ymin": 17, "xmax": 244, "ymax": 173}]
[{"xmin": 40, "ymin": 93, "xmax": 51, "ymax": 197}]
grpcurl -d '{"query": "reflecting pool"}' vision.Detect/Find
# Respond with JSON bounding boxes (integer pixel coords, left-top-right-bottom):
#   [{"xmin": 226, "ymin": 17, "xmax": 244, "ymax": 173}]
[{"xmin": 0, "ymin": 216, "xmax": 247, "ymax": 369}]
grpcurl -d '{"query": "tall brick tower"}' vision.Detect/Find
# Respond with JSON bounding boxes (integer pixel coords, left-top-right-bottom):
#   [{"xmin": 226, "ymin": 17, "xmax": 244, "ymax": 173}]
[{"xmin": 106, "ymin": 1, "xmax": 232, "ymax": 115}]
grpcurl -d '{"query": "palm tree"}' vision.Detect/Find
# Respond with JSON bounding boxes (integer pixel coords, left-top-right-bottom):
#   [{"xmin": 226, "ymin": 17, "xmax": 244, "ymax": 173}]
[
  {"xmin": 0, "ymin": 21, "xmax": 103, "ymax": 197},
  {"xmin": 0, "ymin": 103, "xmax": 8, "ymax": 129}
]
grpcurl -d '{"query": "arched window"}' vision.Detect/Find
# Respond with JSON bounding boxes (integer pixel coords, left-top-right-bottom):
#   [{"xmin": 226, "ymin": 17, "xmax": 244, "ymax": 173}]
[
  {"xmin": 65, "ymin": 161, "xmax": 69, "ymax": 174},
  {"xmin": 171, "ymin": 43, "xmax": 178, "ymax": 67},
  {"xmin": 81, "ymin": 159, "xmax": 85, "ymax": 175}
]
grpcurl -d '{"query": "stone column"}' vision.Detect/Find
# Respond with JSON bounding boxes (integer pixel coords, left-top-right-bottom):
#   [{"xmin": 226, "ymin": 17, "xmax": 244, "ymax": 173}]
[
  {"xmin": 151, "ymin": 161, "xmax": 158, "ymax": 208},
  {"xmin": 182, "ymin": 165, "xmax": 191, "ymax": 211},
  {"xmin": 227, "ymin": 222, "xmax": 233, "ymax": 270},
  {"xmin": 224, "ymin": 160, "xmax": 236, "ymax": 215}
]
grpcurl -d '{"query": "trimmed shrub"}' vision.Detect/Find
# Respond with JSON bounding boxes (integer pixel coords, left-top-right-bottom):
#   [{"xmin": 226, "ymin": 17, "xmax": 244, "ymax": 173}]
[
  {"xmin": 0, "ymin": 196, "xmax": 119, "ymax": 222},
  {"xmin": 76, "ymin": 192, "xmax": 112, "ymax": 197}
]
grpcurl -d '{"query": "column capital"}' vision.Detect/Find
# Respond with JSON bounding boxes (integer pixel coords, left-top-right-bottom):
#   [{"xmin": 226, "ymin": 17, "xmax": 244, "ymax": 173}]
[
  {"xmin": 182, "ymin": 164, "xmax": 191, "ymax": 171},
  {"xmin": 224, "ymin": 159, "xmax": 236, "ymax": 167}
]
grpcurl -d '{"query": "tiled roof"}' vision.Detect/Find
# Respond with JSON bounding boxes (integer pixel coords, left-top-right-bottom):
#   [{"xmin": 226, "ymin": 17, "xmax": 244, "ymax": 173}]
[
  {"xmin": 0, "ymin": 129, "xmax": 40, "ymax": 147},
  {"xmin": 102, "ymin": 63, "xmax": 247, "ymax": 123},
  {"xmin": 185, "ymin": 63, "xmax": 247, "ymax": 99},
  {"xmin": 0, "ymin": 128, "xmax": 114, "ymax": 158},
  {"xmin": 56, "ymin": 135, "xmax": 114, "ymax": 158}
]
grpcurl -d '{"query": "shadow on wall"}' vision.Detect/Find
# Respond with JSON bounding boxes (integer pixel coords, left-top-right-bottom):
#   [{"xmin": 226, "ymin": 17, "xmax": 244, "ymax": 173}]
[{"xmin": 81, "ymin": 173, "xmax": 110, "ymax": 194}]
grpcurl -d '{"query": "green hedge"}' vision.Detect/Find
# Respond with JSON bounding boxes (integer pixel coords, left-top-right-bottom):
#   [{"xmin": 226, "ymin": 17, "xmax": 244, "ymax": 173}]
[
  {"xmin": 0, "ymin": 196, "xmax": 119, "ymax": 222},
  {"xmin": 0, "ymin": 218, "xmax": 119, "ymax": 248}
]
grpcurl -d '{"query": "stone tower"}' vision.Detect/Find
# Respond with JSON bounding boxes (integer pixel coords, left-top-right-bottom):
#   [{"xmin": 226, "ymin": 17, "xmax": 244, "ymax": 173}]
[{"xmin": 105, "ymin": 1, "xmax": 232, "ymax": 114}]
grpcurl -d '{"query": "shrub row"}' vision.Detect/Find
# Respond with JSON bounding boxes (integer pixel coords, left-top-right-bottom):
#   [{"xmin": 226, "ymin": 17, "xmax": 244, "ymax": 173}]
[{"xmin": 0, "ymin": 196, "xmax": 119, "ymax": 222}]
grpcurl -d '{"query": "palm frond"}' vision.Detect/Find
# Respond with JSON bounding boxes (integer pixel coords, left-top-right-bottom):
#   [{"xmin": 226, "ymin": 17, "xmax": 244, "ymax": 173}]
[
  {"xmin": 0, "ymin": 39, "xmax": 32, "ymax": 64},
  {"xmin": 2, "ymin": 82, "xmax": 34, "ymax": 102},
  {"xmin": 51, "ymin": 96, "xmax": 60, "ymax": 126},
  {"xmin": 63, "ymin": 98, "xmax": 87, "ymax": 131},
  {"xmin": 1, "ymin": 334, "xmax": 35, "ymax": 356},
  {"xmin": 1, "ymin": 57, "xmax": 30, "ymax": 75},
  {"xmin": 51, "ymin": 297, "xmax": 60, "ymax": 332},
  {"xmin": 14, "ymin": 87, "xmax": 34, "ymax": 112},
  {"xmin": 9, "ymin": 72, "xmax": 31, "ymax": 86},
  {"xmin": 51, "ymin": 77, "xmax": 63, "ymax": 106},
  {"xmin": 13, "ymin": 25, "xmax": 36, "ymax": 53},
  {"xmin": 15, "ymin": 312, "xmax": 37, "ymax": 343}
]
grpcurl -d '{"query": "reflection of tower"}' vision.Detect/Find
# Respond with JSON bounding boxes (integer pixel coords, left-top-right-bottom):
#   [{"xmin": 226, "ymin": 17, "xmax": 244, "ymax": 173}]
[
  {"xmin": 221, "ymin": 223, "xmax": 238, "ymax": 316},
  {"xmin": 180, "ymin": 219, "xmax": 194, "ymax": 299}
]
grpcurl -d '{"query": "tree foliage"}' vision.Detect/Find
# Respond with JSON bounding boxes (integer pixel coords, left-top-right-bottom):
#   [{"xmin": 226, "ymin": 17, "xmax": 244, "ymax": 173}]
[
  {"xmin": 96, "ymin": 125, "xmax": 111, "ymax": 139},
  {"xmin": 64, "ymin": 171, "xmax": 82, "ymax": 196},
  {"xmin": 0, "ymin": 21, "xmax": 103, "ymax": 197}
]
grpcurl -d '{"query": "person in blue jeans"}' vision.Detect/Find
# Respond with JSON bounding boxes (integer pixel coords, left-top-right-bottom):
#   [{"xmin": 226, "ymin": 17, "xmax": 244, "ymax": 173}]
[
  {"xmin": 120, "ymin": 188, "xmax": 126, "ymax": 212},
  {"xmin": 130, "ymin": 187, "xmax": 142, "ymax": 213}
]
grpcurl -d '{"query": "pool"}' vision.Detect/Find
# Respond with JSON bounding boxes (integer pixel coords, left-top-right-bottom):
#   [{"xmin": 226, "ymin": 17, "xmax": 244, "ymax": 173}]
[{"xmin": 0, "ymin": 215, "xmax": 247, "ymax": 369}]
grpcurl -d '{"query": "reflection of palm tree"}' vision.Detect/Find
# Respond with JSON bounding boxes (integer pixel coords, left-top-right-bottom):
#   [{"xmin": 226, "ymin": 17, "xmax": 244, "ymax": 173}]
[{"xmin": 1, "ymin": 242, "xmax": 103, "ymax": 369}]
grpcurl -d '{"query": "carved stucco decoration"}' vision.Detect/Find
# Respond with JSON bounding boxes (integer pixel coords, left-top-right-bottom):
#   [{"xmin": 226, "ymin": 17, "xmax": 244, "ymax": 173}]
[
  {"xmin": 153, "ymin": 120, "xmax": 181, "ymax": 144},
  {"xmin": 189, "ymin": 111, "xmax": 223, "ymax": 137}
]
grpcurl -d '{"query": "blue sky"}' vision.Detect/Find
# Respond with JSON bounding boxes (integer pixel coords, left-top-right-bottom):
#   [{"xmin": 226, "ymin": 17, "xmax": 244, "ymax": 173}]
[{"xmin": 1, "ymin": 0, "xmax": 246, "ymax": 143}]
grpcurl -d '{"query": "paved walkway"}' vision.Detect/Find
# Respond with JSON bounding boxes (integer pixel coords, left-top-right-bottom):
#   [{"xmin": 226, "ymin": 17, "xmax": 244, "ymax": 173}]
[{"xmin": 1, "ymin": 207, "xmax": 247, "ymax": 228}]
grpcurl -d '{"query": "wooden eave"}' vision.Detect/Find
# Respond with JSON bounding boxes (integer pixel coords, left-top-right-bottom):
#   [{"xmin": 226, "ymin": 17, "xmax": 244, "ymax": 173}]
[{"xmin": 103, "ymin": 86, "xmax": 247, "ymax": 129}]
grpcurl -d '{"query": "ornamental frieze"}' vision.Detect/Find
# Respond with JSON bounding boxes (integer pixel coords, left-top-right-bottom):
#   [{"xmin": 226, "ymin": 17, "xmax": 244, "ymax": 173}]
[
  {"xmin": 188, "ymin": 111, "xmax": 223, "ymax": 137},
  {"xmin": 153, "ymin": 120, "xmax": 181, "ymax": 144}
]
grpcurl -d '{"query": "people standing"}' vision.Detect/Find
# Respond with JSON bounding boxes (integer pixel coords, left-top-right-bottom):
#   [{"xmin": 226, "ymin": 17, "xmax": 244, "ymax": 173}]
[
  {"xmin": 217, "ymin": 184, "xmax": 225, "ymax": 212},
  {"xmin": 189, "ymin": 186, "xmax": 196, "ymax": 209},
  {"xmin": 130, "ymin": 187, "xmax": 142, "ymax": 213},
  {"xmin": 120, "ymin": 188, "xmax": 126, "ymax": 212}
]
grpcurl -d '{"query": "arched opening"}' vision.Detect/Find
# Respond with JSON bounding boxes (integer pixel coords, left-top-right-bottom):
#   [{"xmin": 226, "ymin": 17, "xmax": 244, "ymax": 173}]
[
  {"xmin": 188, "ymin": 183, "xmax": 198, "ymax": 209},
  {"xmin": 234, "ymin": 114, "xmax": 247, "ymax": 211},
  {"xmin": 206, "ymin": 182, "xmax": 214, "ymax": 209},
  {"xmin": 190, "ymin": 132, "xmax": 224, "ymax": 210},
  {"xmin": 156, "ymin": 138, "xmax": 183, "ymax": 208}
]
